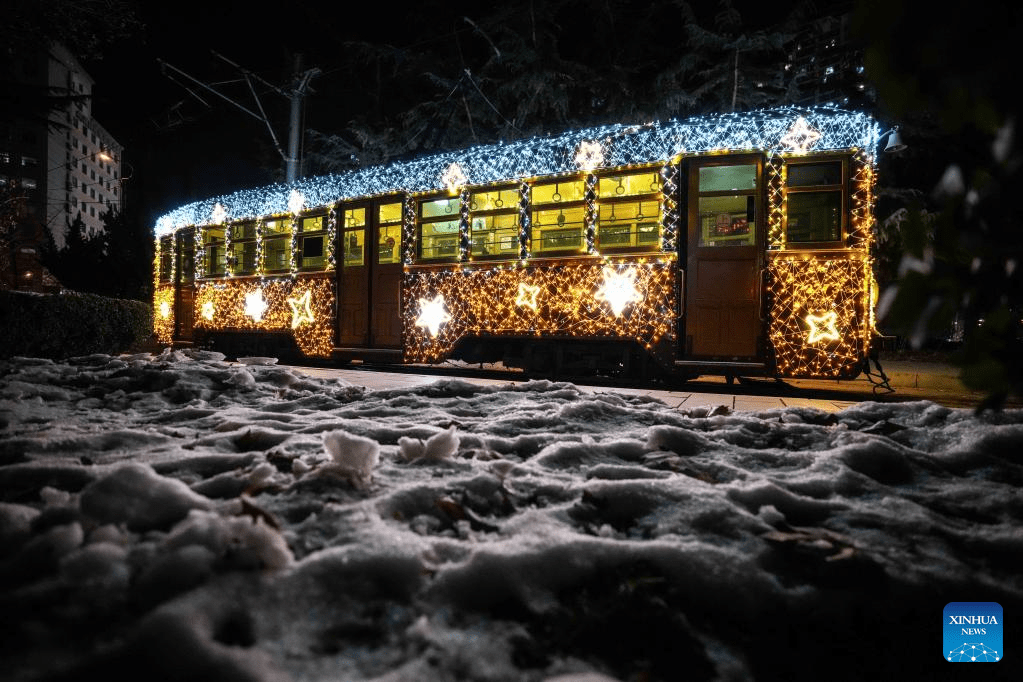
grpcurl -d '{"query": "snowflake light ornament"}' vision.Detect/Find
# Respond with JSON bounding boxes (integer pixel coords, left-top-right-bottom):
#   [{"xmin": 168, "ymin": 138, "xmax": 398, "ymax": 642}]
[
  {"xmin": 441, "ymin": 162, "xmax": 468, "ymax": 193},
  {"xmin": 515, "ymin": 283, "xmax": 541, "ymax": 311},
  {"xmin": 595, "ymin": 267, "xmax": 642, "ymax": 316},
  {"xmin": 805, "ymin": 310, "xmax": 840, "ymax": 343},
  {"xmin": 211, "ymin": 202, "xmax": 228, "ymax": 225},
  {"xmin": 288, "ymin": 289, "xmax": 315, "ymax": 329},
  {"xmin": 288, "ymin": 189, "xmax": 305, "ymax": 216},
  {"xmin": 574, "ymin": 140, "xmax": 605, "ymax": 171},
  {"xmin": 244, "ymin": 289, "xmax": 267, "ymax": 322},
  {"xmin": 415, "ymin": 294, "xmax": 452, "ymax": 338},
  {"xmin": 780, "ymin": 116, "xmax": 822, "ymax": 153}
]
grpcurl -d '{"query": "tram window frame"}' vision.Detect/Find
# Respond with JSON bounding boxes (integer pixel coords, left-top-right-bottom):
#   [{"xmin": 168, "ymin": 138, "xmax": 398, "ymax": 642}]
[
  {"xmin": 263, "ymin": 217, "xmax": 292, "ymax": 274},
  {"xmin": 228, "ymin": 221, "xmax": 258, "ymax": 275},
  {"xmin": 339, "ymin": 207, "xmax": 367, "ymax": 268},
  {"xmin": 202, "ymin": 226, "xmax": 226, "ymax": 277},
  {"xmin": 158, "ymin": 235, "xmax": 173, "ymax": 283},
  {"xmin": 377, "ymin": 201, "xmax": 403, "ymax": 265},
  {"xmin": 468, "ymin": 185, "xmax": 519, "ymax": 260},
  {"xmin": 530, "ymin": 177, "xmax": 587, "ymax": 256},
  {"xmin": 299, "ymin": 213, "xmax": 328, "ymax": 271},
  {"xmin": 595, "ymin": 167, "xmax": 663, "ymax": 253},
  {"xmin": 417, "ymin": 194, "xmax": 461, "ymax": 262},
  {"xmin": 176, "ymin": 229, "xmax": 195, "ymax": 284},
  {"xmin": 693, "ymin": 162, "xmax": 760, "ymax": 248},
  {"xmin": 784, "ymin": 158, "xmax": 847, "ymax": 248}
]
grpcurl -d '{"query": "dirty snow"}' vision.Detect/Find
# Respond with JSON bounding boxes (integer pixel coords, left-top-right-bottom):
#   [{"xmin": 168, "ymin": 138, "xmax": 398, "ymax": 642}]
[{"xmin": 0, "ymin": 351, "xmax": 1020, "ymax": 681}]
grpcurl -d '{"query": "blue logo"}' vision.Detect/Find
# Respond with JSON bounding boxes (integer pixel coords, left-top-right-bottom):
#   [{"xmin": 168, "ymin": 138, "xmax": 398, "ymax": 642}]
[{"xmin": 944, "ymin": 602, "xmax": 1002, "ymax": 662}]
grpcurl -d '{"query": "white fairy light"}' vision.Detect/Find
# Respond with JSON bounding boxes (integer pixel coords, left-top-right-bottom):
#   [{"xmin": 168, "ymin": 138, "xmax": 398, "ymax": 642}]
[
  {"xmin": 211, "ymin": 202, "xmax": 228, "ymax": 225},
  {"xmin": 154, "ymin": 106, "xmax": 878, "ymax": 236}
]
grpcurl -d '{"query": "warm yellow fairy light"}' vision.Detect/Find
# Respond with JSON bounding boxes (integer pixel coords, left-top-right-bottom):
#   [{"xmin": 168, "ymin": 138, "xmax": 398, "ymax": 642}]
[
  {"xmin": 515, "ymin": 282, "xmax": 541, "ymax": 310},
  {"xmin": 244, "ymin": 289, "xmax": 267, "ymax": 322},
  {"xmin": 404, "ymin": 257, "xmax": 674, "ymax": 363},
  {"xmin": 415, "ymin": 294, "xmax": 452, "ymax": 338},
  {"xmin": 805, "ymin": 310, "xmax": 840, "ymax": 343},
  {"xmin": 574, "ymin": 140, "xmax": 604, "ymax": 171},
  {"xmin": 159, "ymin": 301, "xmax": 171, "ymax": 320},
  {"xmin": 153, "ymin": 286, "xmax": 175, "ymax": 345},
  {"xmin": 201, "ymin": 300, "xmax": 215, "ymax": 321},
  {"xmin": 441, "ymin": 162, "xmax": 468, "ymax": 193},
  {"xmin": 288, "ymin": 289, "xmax": 315, "ymax": 329},
  {"xmin": 594, "ymin": 266, "xmax": 642, "ymax": 316},
  {"xmin": 780, "ymin": 117, "xmax": 822, "ymax": 153}
]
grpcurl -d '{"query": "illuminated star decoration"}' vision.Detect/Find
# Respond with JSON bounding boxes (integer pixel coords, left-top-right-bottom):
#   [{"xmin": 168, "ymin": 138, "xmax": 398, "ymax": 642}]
[
  {"xmin": 805, "ymin": 310, "xmax": 840, "ymax": 343},
  {"xmin": 288, "ymin": 189, "xmax": 305, "ymax": 216},
  {"xmin": 288, "ymin": 289, "xmax": 315, "ymax": 329},
  {"xmin": 159, "ymin": 301, "xmax": 171, "ymax": 320},
  {"xmin": 200, "ymin": 300, "xmax": 215, "ymax": 321},
  {"xmin": 211, "ymin": 202, "xmax": 228, "ymax": 225},
  {"xmin": 780, "ymin": 116, "xmax": 822, "ymax": 153},
  {"xmin": 441, "ymin": 162, "xmax": 468, "ymax": 193},
  {"xmin": 515, "ymin": 282, "xmax": 541, "ymax": 311},
  {"xmin": 574, "ymin": 139, "xmax": 604, "ymax": 171},
  {"xmin": 415, "ymin": 294, "xmax": 452, "ymax": 338},
  {"xmin": 244, "ymin": 289, "xmax": 267, "ymax": 322},
  {"xmin": 594, "ymin": 267, "xmax": 642, "ymax": 316}
]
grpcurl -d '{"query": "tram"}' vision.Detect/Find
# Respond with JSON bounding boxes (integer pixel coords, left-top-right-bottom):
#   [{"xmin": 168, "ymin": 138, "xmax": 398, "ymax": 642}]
[{"xmin": 152, "ymin": 106, "xmax": 883, "ymax": 380}]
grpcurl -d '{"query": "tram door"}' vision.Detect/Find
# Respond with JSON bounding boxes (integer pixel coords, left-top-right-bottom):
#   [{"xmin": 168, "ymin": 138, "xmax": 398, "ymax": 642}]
[
  {"xmin": 337, "ymin": 198, "xmax": 404, "ymax": 347},
  {"xmin": 174, "ymin": 227, "xmax": 195, "ymax": 342},
  {"xmin": 684, "ymin": 159, "xmax": 762, "ymax": 358}
]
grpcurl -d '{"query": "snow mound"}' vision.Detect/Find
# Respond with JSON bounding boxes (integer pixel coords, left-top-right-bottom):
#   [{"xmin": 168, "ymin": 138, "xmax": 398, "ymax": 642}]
[
  {"xmin": 79, "ymin": 462, "xmax": 213, "ymax": 531},
  {"xmin": 322, "ymin": 429, "xmax": 380, "ymax": 487}
]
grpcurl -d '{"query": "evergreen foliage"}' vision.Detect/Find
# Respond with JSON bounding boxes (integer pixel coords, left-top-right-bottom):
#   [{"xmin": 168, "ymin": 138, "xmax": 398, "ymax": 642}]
[{"xmin": 0, "ymin": 289, "xmax": 152, "ymax": 359}]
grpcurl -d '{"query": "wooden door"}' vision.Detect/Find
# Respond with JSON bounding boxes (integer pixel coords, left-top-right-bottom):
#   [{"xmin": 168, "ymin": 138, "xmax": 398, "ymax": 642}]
[
  {"xmin": 173, "ymin": 227, "xmax": 195, "ymax": 341},
  {"xmin": 338, "ymin": 203, "xmax": 370, "ymax": 346},
  {"xmin": 371, "ymin": 198, "xmax": 404, "ymax": 348},
  {"xmin": 685, "ymin": 159, "xmax": 762, "ymax": 359}
]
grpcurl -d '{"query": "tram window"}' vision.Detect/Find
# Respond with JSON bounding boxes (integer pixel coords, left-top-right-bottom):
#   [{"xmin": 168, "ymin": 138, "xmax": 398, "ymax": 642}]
[
  {"xmin": 696, "ymin": 164, "xmax": 757, "ymax": 247},
  {"xmin": 264, "ymin": 235, "xmax": 289, "ymax": 272},
  {"xmin": 298, "ymin": 213, "xmax": 328, "ymax": 270},
  {"xmin": 203, "ymin": 226, "xmax": 225, "ymax": 277},
  {"xmin": 418, "ymin": 197, "xmax": 461, "ymax": 262},
  {"xmin": 378, "ymin": 202, "xmax": 403, "ymax": 264},
  {"xmin": 229, "ymin": 222, "xmax": 257, "ymax": 275},
  {"xmin": 469, "ymin": 187, "xmax": 518, "ymax": 258},
  {"xmin": 177, "ymin": 232, "xmax": 194, "ymax": 283},
  {"xmin": 531, "ymin": 179, "xmax": 585, "ymax": 254},
  {"xmin": 342, "ymin": 230, "xmax": 364, "ymax": 267},
  {"xmin": 596, "ymin": 198, "xmax": 661, "ymax": 250},
  {"xmin": 785, "ymin": 161, "xmax": 844, "ymax": 245}
]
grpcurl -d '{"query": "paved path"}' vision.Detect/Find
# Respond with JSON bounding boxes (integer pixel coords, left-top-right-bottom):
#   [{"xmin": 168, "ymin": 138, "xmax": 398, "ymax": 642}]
[{"xmin": 288, "ymin": 358, "xmax": 1006, "ymax": 413}]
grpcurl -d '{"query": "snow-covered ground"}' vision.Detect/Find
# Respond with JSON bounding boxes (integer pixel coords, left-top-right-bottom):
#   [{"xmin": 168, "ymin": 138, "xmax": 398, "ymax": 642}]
[{"xmin": 1, "ymin": 351, "xmax": 1020, "ymax": 681}]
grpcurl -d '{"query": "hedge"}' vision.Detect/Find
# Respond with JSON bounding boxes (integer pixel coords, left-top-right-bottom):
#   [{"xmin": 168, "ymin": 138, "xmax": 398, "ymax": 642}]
[{"xmin": 0, "ymin": 290, "xmax": 153, "ymax": 359}]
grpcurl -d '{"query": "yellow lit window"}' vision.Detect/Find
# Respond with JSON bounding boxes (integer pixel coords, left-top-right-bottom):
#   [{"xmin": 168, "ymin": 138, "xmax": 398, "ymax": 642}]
[{"xmin": 530, "ymin": 179, "xmax": 585, "ymax": 255}]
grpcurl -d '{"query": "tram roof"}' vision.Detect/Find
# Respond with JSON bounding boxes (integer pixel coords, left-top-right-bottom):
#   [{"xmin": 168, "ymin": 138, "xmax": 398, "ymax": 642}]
[{"xmin": 155, "ymin": 105, "xmax": 879, "ymax": 236}]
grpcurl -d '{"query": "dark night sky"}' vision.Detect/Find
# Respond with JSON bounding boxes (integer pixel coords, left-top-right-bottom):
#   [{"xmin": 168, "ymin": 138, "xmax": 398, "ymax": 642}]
[{"xmin": 83, "ymin": 0, "xmax": 811, "ymax": 227}]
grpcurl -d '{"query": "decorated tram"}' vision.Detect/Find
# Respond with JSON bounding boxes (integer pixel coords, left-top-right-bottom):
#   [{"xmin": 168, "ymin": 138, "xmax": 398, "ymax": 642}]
[{"xmin": 152, "ymin": 106, "xmax": 883, "ymax": 380}]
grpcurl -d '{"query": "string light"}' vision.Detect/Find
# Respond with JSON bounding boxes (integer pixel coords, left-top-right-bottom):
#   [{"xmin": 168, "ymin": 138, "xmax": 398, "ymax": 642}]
[{"xmin": 155, "ymin": 106, "xmax": 877, "ymax": 234}]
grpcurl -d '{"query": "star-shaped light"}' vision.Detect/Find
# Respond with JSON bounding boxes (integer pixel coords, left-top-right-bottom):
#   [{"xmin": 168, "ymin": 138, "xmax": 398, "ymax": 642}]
[
  {"xmin": 441, "ymin": 162, "xmax": 467, "ymax": 193},
  {"xmin": 805, "ymin": 310, "xmax": 840, "ymax": 343},
  {"xmin": 574, "ymin": 140, "xmax": 604, "ymax": 171},
  {"xmin": 288, "ymin": 289, "xmax": 315, "ymax": 329},
  {"xmin": 415, "ymin": 294, "xmax": 452, "ymax": 338},
  {"xmin": 159, "ymin": 301, "xmax": 171, "ymax": 320},
  {"xmin": 200, "ymin": 300, "xmax": 215, "ymax": 321},
  {"xmin": 211, "ymin": 202, "xmax": 228, "ymax": 225},
  {"xmin": 515, "ymin": 282, "xmax": 541, "ymax": 311},
  {"xmin": 780, "ymin": 116, "xmax": 822, "ymax": 153},
  {"xmin": 594, "ymin": 267, "xmax": 642, "ymax": 316},
  {"xmin": 288, "ymin": 189, "xmax": 305, "ymax": 216},
  {"xmin": 244, "ymin": 289, "xmax": 267, "ymax": 322}
]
